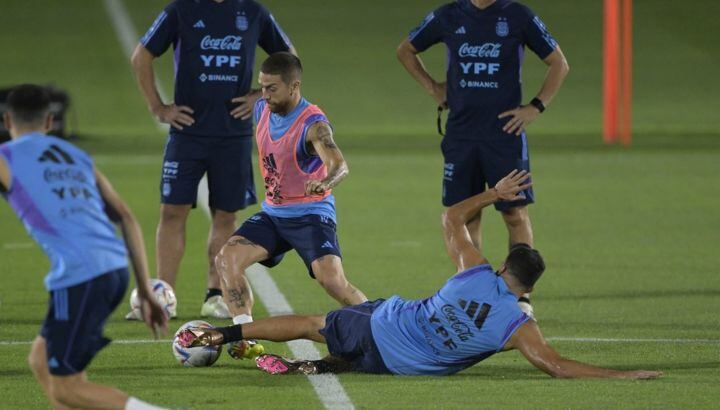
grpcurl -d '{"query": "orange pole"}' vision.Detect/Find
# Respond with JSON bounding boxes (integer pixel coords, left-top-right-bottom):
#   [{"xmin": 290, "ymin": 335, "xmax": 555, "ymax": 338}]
[
  {"xmin": 603, "ymin": 0, "xmax": 620, "ymax": 144},
  {"xmin": 620, "ymin": 0, "xmax": 633, "ymax": 146}
]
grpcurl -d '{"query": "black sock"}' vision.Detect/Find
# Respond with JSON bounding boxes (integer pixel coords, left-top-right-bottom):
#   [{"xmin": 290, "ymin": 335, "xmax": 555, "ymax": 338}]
[
  {"xmin": 205, "ymin": 288, "xmax": 222, "ymax": 302},
  {"xmin": 218, "ymin": 324, "xmax": 244, "ymax": 343},
  {"xmin": 313, "ymin": 359, "xmax": 352, "ymax": 374},
  {"xmin": 313, "ymin": 360, "xmax": 335, "ymax": 374}
]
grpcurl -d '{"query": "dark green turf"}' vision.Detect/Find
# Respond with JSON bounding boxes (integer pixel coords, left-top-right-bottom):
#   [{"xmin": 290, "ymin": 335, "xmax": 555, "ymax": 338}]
[{"xmin": 1, "ymin": 0, "xmax": 719, "ymax": 409}]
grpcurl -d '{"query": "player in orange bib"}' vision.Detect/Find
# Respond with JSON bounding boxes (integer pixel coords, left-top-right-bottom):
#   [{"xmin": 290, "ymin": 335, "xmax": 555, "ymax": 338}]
[{"xmin": 215, "ymin": 52, "xmax": 368, "ymax": 358}]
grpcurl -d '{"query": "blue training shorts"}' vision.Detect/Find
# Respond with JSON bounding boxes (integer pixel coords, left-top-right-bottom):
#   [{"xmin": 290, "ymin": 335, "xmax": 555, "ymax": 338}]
[
  {"xmin": 441, "ymin": 134, "xmax": 534, "ymax": 211},
  {"xmin": 234, "ymin": 212, "xmax": 341, "ymax": 278},
  {"xmin": 40, "ymin": 268, "xmax": 128, "ymax": 375},
  {"xmin": 160, "ymin": 133, "xmax": 257, "ymax": 212},
  {"xmin": 319, "ymin": 299, "xmax": 391, "ymax": 374}
]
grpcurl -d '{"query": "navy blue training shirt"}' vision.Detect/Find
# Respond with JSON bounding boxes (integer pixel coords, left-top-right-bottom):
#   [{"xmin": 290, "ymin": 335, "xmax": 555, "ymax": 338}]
[
  {"xmin": 409, "ymin": 0, "xmax": 558, "ymax": 139},
  {"xmin": 141, "ymin": 0, "xmax": 293, "ymax": 138}
]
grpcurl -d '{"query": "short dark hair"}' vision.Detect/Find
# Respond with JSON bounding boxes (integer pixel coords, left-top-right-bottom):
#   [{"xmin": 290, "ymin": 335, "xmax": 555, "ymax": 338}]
[
  {"xmin": 505, "ymin": 243, "xmax": 545, "ymax": 289},
  {"xmin": 7, "ymin": 84, "xmax": 51, "ymax": 124},
  {"xmin": 260, "ymin": 52, "xmax": 302, "ymax": 84}
]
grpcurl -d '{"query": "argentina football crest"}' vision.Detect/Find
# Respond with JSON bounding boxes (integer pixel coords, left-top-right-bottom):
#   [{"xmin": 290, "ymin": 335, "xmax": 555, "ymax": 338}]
[
  {"xmin": 496, "ymin": 18, "xmax": 509, "ymax": 37},
  {"xmin": 236, "ymin": 14, "xmax": 248, "ymax": 31}
]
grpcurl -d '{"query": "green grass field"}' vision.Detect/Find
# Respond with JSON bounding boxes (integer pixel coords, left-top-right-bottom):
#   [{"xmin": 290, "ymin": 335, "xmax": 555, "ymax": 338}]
[{"xmin": 1, "ymin": 0, "xmax": 719, "ymax": 408}]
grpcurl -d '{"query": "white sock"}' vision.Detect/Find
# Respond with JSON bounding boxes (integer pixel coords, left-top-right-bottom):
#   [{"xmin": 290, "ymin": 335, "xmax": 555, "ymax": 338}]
[
  {"xmin": 233, "ymin": 314, "xmax": 253, "ymax": 325},
  {"xmin": 125, "ymin": 397, "xmax": 167, "ymax": 410}
]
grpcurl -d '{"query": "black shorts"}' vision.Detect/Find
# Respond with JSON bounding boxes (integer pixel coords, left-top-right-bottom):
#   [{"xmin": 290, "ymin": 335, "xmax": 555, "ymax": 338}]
[
  {"xmin": 320, "ymin": 299, "xmax": 391, "ymax": 374},
  {"xmin": 40, "ymin": 268, "xmax": 128, "ymax": 375},
  {"xmin": 160, "ymin": 133, "xmax": 257, "ymax": 212},
  {"xmin": 234, "ymin": 212, "xmax": 341, "ymax": 278},
  {"xmin": 441, "ymin": 134, "xmax": 534, "ymax": 211}
]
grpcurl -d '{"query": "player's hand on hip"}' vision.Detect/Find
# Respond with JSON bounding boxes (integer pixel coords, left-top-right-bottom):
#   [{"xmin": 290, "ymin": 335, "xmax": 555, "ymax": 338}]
[
  {"xmin": 498, "ymin": 105, "xmax": 540, "ymax": 136},
  {"xmin": 305, "ymin": 180, "xmax": 327, "ymax": 196},
  {"xmin": 494, "ymin": 169, "xmax": 532, "ymax": 201},
  {"xmin": 431, "ymin": 81, "xmax": 448, "ymax": 109},
  {"xmin": 231, "ymin": 90, "xmax": 261, "ymax": 120},
  {"xmin": 139, "ymin": 296, "xmax": 169, "ymax": 339},
  {"xmin": 154, "ymin": 103, "xmax": 195, "ymax": 130}
]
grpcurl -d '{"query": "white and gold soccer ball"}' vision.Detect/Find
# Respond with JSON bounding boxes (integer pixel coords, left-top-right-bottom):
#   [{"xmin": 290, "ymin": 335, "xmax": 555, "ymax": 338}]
[
  {"xmin": 172, "ymin": 320, "xmax": 222, "ymax": 367},
  {"xmin": 129, "ymin": 279, "xmax": 177, "ymax": 319}
]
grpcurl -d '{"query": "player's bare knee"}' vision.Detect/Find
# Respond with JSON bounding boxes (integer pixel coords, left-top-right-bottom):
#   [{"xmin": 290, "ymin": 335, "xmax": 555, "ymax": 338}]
[
  {"xmin": 214, "ymin": 250, "xmax": 235, "ymax": 278},
  {"xmin": 304, "ymin": 315, "xmax": 327, "ymax": 339},
  {"xmin": 318, "ymin": 275, "xmax": 349, "ymax": 301},
  {"xmin": 49, "ymin": 376, "xmax": 80, "ymax": 407},
  {"xmin": 159, "ymin": 205, "xmax": 190, "ymax": 225},
  {"xmin": 216, "ymin": 246, "xmax": 250, "ymax": 280},
  {"xmin": 502, "ymin": 207, "xmax": 529, "ymax": 228},
  {"xmin": 27, "ymin": 339, "xmax": 45, "ymax": 374},
  {"xmin": 27, "ymin": 352, "xmax": 42, "ymax": 375},
  {"xmin": 211, "ymin": 209, "xmax": 236, "ymax": 228}
]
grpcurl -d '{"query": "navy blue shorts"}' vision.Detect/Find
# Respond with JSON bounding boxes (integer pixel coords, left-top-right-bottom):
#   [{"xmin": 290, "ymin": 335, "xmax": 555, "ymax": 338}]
[
  {"xmin": 161, "ymin": 133, "xmax": 257, "ymax": 212},
  {"xmin": 441, "ymin": 134, "xmax": 534, "ymax": 211},
  {"xmin": 320, "ymin": 299, "xmax": 390, "ymax": 374},
  {"xmin": 40, "ymin": 268, "xmax": 128, "ymax": 375},
  {"xmin": 235, "ymin": 212, "xmax": 341, "ymax": 278}
]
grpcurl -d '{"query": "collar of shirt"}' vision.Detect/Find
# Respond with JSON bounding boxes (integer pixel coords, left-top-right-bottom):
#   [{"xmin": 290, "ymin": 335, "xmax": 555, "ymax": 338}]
[{"xmin": 269, "ymin": 97, "xmax": 310, "ymax": 141}]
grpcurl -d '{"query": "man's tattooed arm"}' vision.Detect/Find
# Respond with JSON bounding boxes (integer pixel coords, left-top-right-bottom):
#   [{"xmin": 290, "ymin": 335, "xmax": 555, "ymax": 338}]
[{"xmin": 306, "ymin": 122, "xmax": 349, "ymax": 192}]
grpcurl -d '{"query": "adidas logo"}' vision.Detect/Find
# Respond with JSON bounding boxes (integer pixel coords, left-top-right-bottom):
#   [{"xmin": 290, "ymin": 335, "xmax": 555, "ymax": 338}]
[
  {"xmin": 48, "ymin": 357, "xmax": 59, "ymax": 368},
  {"xmin": 321, "ymin": 241, "xmax": 334, "ymax": 249},
  {"xmin": 458, "ymin": 299, "xmax": 491, "ymax": 330},
  {"xmin": 193, "ymin": 20, "xmax": 205, "ymax": 29},
  {"xmin": 455, "ymin": 26, "xmax": 466, "ymax": 34}
]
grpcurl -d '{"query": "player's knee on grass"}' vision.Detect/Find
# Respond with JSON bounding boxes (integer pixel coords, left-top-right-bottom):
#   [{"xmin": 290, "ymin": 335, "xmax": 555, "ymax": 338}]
[{"xmin": 306, "ymin": 315, "xmax": 328, "ymax": 341}]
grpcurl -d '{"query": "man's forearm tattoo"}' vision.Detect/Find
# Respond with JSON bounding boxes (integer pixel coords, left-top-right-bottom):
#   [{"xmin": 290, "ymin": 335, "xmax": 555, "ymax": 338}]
[
  {"xmin": 322, "ymin": 164, "xmax": 349, "ymax": 190},
  {"xmin": 317, "ymin": 127, "xmax": 338, "ymax": 150}
]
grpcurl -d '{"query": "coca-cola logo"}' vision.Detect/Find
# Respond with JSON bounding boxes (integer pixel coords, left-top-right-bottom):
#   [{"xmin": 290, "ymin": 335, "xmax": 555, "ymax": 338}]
[
  {"xmin": 458, "ymin": 42, "xmax": 501, "ymax": 58},
  {"xmin": 200, "ymin": 35, "xmax": 243, "ymax": 51}
]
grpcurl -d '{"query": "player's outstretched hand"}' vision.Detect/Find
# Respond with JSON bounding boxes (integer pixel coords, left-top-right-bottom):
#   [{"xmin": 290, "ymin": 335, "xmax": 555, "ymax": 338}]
[
  {"xmin": 231, "ymin": 90, "xmax": 262, "ymax": 120},
  {"xmin": 620, "ymin": 370, "xmax": 663, "ymax": 380},
  {"xmin": 494, "ymin": 169, "xmax": 532, "ymax": 201},
  {"xmin": 154, "ymin": 103, "xmax": 195, "ymax": 130},
  {"xmin": 139, "ymin": 296, "xmax": 169, "ymax": 339},
  {"xmin": 498, "ymin": 105, "xmax": 540, "ymax": 136}
]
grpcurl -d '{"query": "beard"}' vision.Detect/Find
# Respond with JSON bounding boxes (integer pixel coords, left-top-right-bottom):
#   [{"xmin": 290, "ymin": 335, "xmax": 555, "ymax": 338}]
[{"xmin": 267, "ymin": 99, "xmax": 291, "ymax": 115}]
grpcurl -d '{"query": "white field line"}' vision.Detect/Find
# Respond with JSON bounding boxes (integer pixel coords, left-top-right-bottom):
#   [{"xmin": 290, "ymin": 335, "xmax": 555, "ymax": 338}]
[
  {"xmin": 103, "ymin": 1, "xmax": 354, "ymax": 408},
  {"xmin": 3, "ymin": 337, "xmax": 720, "ymax": 347},
  {"xmin": 2, "ymin": 242, "xmax": 34, "ymax": 250},
  {"xmin": 546, "ymin": 337, "xmax": 720, "ymax": 344}
]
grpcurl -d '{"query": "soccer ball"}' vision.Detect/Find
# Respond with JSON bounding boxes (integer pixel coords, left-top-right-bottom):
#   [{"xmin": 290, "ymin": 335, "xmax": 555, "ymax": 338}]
[
  {"xmin": 129, "ymin": 279, "xmax": 177, "ymax": 318},
  {"xmin": 172, "ymin": 320, "xmax": 222, "ymax": 367}
]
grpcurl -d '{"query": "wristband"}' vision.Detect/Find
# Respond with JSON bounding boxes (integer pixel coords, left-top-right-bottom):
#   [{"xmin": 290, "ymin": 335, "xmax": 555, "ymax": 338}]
[{"xmin": 529, "ymin": 97, "xmax": 546, "ymax": 113}]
